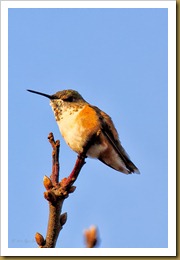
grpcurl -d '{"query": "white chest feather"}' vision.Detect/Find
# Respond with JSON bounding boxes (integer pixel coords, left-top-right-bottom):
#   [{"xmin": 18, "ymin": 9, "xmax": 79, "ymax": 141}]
[
  {"xmin": 55, "ymin": 107, "xmax": 86, "ymax": 153},
  {"xmin": 50, "ymin": 100, "xmax": 102, "ymax": 156}
]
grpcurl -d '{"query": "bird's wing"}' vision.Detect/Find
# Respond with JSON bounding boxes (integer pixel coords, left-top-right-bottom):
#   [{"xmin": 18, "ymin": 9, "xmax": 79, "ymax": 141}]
[{"xmin": 94, "ymin": 107, "xmax": 140, "ymax": 174}]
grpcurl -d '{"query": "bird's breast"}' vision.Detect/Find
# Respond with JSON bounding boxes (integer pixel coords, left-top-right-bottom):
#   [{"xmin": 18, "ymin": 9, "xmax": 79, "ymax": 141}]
[{"xmin": 51, "ymin": 104, "xmax": 101, "ymax": 154}]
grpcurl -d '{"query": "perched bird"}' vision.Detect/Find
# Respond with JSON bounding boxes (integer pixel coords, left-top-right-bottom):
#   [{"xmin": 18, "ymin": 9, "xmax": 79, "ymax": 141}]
[{"xmin": 27, "ymin": 89, "xmax": 139, "ymax": 174}]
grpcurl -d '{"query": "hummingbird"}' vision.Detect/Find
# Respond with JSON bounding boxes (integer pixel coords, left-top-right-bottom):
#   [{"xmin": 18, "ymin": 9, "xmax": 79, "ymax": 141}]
[{"xmin": 27, "ymin": 89, "xmax": 139, "ymax": 174}]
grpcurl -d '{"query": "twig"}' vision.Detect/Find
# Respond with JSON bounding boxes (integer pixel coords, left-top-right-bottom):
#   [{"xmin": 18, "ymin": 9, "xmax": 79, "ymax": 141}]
[
  {"xmin": 48, "ymin": 132, "xmax": 60, "ymax": 185},
  {"xmin": 61, "ymin": 154, "xmax": 86, "ymax": 189},
  {"xmin": 35, "ymin": 132, "xmax": 86, "ymax": 248}
]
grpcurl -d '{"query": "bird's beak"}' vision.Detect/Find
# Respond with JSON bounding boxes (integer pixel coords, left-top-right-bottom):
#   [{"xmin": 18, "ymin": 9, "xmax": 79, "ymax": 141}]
[{"xmin": 27, "ymin": 89, "xmax": 57, "ymax": 99}]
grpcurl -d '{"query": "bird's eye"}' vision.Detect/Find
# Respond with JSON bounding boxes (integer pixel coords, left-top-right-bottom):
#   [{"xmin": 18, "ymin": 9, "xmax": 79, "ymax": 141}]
[{"xmin": 63, "ymin": 96, "xmax": 74, "ymax": 102}]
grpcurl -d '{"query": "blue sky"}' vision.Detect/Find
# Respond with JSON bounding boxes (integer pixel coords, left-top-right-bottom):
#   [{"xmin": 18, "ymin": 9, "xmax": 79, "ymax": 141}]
[{"xmin": 8, "ymin": 7, "xmax": 168, "ymax": 249}]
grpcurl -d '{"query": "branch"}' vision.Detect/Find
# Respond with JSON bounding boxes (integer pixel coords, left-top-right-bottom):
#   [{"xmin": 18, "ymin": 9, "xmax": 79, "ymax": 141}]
[
  {"xmin": 35, "ymin": 133, "xmax": 86, "ymax": 248},
  {"xmin": 48, "ymin": 132, "xmax": 60, "ymax": 185}
]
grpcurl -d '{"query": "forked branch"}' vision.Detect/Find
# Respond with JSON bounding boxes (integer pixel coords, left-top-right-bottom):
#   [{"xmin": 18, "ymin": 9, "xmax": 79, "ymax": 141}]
[{"xmin": 35, "ymin": 132, "xmax": 86, "ymax": 248}]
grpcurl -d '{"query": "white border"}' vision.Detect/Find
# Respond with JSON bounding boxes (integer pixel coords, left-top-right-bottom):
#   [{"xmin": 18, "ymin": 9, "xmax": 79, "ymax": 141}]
[
  {"xmin": 0, "ymin": 1, "xmax": 176, "ymax": 9},
  {"xmin": 1, "ymin": 0, "xmax": 176, "ymax": 256}
]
